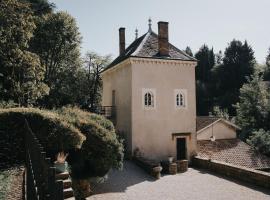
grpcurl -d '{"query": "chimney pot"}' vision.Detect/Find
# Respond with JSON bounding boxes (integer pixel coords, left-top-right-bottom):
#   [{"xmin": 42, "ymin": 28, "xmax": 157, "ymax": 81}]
[
  {"xmin": 119, "ymin": 27, "xmax": 125, "ymax": 55},
  {"xmin": 158, "ymin": 21, "xmax": 169, "ymax": 57}
]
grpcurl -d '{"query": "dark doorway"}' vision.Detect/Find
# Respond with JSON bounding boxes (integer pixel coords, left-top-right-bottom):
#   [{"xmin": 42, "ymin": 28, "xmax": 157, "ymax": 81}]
[{"xmin": 176, "ymin": 138, "xmax": 186, "ymax": 160}]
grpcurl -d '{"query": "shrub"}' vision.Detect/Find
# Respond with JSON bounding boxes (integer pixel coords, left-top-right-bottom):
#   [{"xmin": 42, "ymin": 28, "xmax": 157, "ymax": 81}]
[
  {"xmin": 57, "ymin": 106, "xmax": 114, "ymax": 132},
  {"xmin": 0, "ymin": 107, "xmax": 124, "ymax": 179},
  {"xmin": 57, "ymin": 106, "xmax": 124, "ymax": 178},
  {"xmin": 0, "ymin": 108, "xmax": 85, "ymax": 159},
  {"xmin": 247, "ymin": 129, "xmax": 270, "ymax": 156}
]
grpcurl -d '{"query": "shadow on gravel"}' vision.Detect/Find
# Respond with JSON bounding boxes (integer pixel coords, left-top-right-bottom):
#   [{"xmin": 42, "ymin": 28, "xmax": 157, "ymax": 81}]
[{"xmin": 91, "ymin": 161, "xmax": 156, "ymax": 194}]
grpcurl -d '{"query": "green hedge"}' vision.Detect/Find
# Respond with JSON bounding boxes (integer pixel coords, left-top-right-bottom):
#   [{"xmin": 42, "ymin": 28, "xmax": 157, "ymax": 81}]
[
  {"xmin": 57, "ymin": 107, "xmax": 124, "ymax": 178},
  {"xmin": 0, "ymin": 108, "xmax": 85, "ymax": 157},
  {"xmin": 0, "ymin": 107, "xmax": 124, "ymax": 178}
]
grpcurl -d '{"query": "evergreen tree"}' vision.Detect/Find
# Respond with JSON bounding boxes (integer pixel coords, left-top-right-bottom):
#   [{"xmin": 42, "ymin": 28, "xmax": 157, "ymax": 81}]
[
  {"xmin": 235, "ymin": 71, "xmax": 270, "ymax": 137},
  {"xmin": 195, "ymin": 45, "xmax": 215, "ymax": 115},
  {"xmin": 215, "ymin": 40, "xmax": 255, "ymax": 115},
  {"xmin": 264, "ymin": 47, "xmax": 270, "ymax": 81},
  {"xmin": 184, "ymin": 46, "xmax": 193, "ymax": 57}
]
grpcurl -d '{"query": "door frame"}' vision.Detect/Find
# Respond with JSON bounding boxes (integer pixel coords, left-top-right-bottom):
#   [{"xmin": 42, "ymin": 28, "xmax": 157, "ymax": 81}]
[{"xmin": 176, "ymin": 137, "xmax": 187, "ymax": 160}]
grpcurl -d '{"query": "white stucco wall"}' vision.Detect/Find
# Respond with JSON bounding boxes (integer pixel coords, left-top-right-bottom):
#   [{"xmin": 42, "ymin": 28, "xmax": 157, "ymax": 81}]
[
  {"xmin": 131, "ymin": 58, "xmax": 197, "ymax": 161},
  {"xmin": 197, "ymin": 120, "xmax": 237, "ymax": 141},
  {"xmin": 102, "ymin": 61, "xmax": 132, "ymax": 152}
]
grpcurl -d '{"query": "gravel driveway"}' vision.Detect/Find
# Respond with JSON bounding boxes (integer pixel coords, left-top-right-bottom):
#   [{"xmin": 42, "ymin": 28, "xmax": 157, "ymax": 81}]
[{"xmin": 88, "ymin": 161, "xmax": 270, "ymax": 200}]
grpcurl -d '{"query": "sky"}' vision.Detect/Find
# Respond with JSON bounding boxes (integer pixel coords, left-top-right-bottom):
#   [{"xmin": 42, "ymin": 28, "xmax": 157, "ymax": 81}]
[{"xmin": 51, "ymin": 0, "xmax": 270, "ymax": 63}]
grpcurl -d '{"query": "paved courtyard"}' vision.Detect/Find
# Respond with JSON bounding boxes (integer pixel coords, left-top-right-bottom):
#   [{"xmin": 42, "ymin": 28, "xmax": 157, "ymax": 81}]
[{"xmin": 88, "ymin": 161, "xmax": 270, "ymax": 200}]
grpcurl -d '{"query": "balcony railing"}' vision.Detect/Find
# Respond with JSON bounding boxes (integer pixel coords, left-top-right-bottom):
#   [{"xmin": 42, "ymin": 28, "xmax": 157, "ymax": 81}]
[{"xmin": 94, "ymin": 106, "xmax": 116, "ymax": 120}]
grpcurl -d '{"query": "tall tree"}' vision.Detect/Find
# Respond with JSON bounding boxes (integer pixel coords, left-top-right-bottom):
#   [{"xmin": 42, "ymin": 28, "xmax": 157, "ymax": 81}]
[
  {"xmin": 20, "ymin": 0, "xmax": 54, "ymax": 16},
  {"xmin": 236, "ymin": 71, "xmax": 270, "ymax": 155},
  {"xmin": 0, "ymin": 0, "xmax": 49, "ymax": 106},
  {"xmin": 30, "ymin": 11, "xmax": 82, "ymax": 107},
  {"xmin": 184, "ymin": 46, "xmax": 193, "ymax": 57},
  {"xmin": 236, "ymin": 71, "xmax": 270, "ymax": 136},
  {"xmin": 84, "ymin": 52, "xmax": 111, "ymax": 111},
  {"xmin": 195, "ymin": 45, "xmax": 215, "ymax": 82},
  {"xmin": 215, "ymin": 40, "xmax": 255, "ymax": 114},
  {"xmin": 264, "ymin": 47, "xmax": 270, "ymax": 81},
  {"xmin": 195, "ymin": 45, "xmax": 215, "ymax": 115}
]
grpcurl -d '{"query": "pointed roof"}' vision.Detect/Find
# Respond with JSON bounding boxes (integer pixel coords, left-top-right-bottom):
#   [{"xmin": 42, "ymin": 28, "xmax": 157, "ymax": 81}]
[
  {"xmin": 196, "ymin": 116, "xmax": 241, "ymax": 133},
  {"xmin": 104, "ymin": 31, "xmax": 197, "ymax": 72}
]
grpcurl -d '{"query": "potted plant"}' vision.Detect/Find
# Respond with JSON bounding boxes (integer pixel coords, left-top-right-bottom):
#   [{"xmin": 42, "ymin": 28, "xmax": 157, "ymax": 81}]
[
  {"xmin": 54, "ymin": 152, "xmax": 69, "ymax": 173},
  {"xmin": 168, "ymin": 156, "xmax": 174, "ymax": 163}
]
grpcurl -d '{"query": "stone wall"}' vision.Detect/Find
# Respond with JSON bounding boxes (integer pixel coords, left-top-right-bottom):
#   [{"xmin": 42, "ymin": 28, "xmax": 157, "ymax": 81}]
[{"xmin": 193, "ymin": 157, "xmax": 270, "ymax": 189}]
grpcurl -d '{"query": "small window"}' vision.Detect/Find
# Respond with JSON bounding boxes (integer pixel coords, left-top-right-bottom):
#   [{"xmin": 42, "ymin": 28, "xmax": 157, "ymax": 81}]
[
  {"xmin": 175, "ymin": 89, "xmax": 187, "ymax": 108},
  {"xmin": 142, "ymin": 88, "xmax": 156, "ymax": 109},
  {"xmin": 144, "ymin": 92, "xmax": 154, "ymax": 107},
  {"xmin": 176, "ymin": 93, "xmax": 185, "ymax": 107}
]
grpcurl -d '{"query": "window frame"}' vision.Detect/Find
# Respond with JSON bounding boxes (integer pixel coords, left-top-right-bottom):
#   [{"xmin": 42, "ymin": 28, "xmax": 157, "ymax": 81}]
[
  {"xmin": 174, "ymin": 89, "xmax": 187, "ymax": 109},
  {"xmin": 142, "ymin": 88, "xmax": 156, "ymax": 109}
]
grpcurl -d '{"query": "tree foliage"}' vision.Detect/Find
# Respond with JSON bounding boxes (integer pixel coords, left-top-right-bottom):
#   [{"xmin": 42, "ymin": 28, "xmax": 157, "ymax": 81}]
[
  {"xmin": 264, "ymin": 47, "xmax": 270, "ymax": 81},
  {"xmin": 215, "ymin": 40, "xmax": 255, "ymax": 114},
  {"xmin": 83, "ymin": 52, "xmax": 111, "ymax": 110},
  {"xmin": 184, "ymin": 46, "xmax": 193, "ymax": 57},
  {"xmin": 247, "ymin": 129, "xmax": 270, "ymax": 156},
  {"xmin": 195, "ymin": 45, "xmax": 215, "ymax": 115},
  {"xmin": 236, "ymin": 71, "xmax": 270, "ymax": 137},
  {"xmin": 0, "ymin": 0, "xmax": 49, "ymax": 106},
  {"xmin": 30, "ymin": 11, "xmax": 83, "ymax": 107}
]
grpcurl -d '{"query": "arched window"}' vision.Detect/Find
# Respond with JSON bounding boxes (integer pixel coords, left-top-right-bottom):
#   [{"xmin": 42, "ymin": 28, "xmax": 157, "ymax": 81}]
[
  {"xmin": 144, "ymin": 92, "xmax": 154, "ymax": 107},
  {"xmin": 175, "ymin": 89, "xmax": 187, "ymax": 108},
  {"xmin": 176, "ymin": 93, "xmax": 185, "ymax": 107}
]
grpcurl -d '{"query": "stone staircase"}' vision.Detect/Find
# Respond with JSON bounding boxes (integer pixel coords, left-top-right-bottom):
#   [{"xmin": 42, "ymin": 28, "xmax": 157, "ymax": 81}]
[{"xmin": 55, "ymin": 171, "xmax": 75, "ymax": 199}]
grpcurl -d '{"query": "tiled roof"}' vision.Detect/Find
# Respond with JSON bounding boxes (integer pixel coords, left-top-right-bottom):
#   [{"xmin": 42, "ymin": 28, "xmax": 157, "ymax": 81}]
[
  {"xmin": 197, "ymin": 139, "xmax": 270, "ymax": 169},
  {"xmin": 105, "ymin": 31, "xmax": 197, "ymax": 72},
  {"xmin": 196, "ymin": 116, "xmax": 220, "ymax": 132},
  {"xmin": 196, "ymin": 116, "xmax": 240, "ymax": 132}
]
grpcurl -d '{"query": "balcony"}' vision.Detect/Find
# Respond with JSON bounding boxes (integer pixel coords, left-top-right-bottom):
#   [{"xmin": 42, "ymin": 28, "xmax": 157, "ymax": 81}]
[{"xmin": 94, "ymin": 106, "xmax": 116, "ymax": 120}]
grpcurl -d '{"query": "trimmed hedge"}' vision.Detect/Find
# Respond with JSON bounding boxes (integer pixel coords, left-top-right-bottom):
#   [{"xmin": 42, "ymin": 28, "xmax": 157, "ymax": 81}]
[
  {"xmin": 0, "ymin": 108, "xmax": 85, "ymax": 155},
  {"xmin": 0, "ymin": 107, "xmax": 124, "ymax": 178},
  {"xmin": 57, "ymin": 107, "xmax": 124, "ymax": 178}
]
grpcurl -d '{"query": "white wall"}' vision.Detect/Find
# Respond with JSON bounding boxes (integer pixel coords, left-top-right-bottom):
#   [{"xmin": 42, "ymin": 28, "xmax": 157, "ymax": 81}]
[
  {"xmin": 197, "ymin": 121, "xmax": 237, "ymax": 141},
  {"xmin": 131, "ymin": 58, "xmax": 197, "ymax": 161}
]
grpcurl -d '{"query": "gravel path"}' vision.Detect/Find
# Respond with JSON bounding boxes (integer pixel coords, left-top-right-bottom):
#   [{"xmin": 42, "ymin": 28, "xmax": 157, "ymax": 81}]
[{"xmin": 88, "ymin": 161, "xmax": 270, "ymax": 200}]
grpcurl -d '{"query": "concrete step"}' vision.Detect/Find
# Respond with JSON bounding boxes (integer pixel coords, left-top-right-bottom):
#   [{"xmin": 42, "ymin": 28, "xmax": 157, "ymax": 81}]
[
  {"xmin": 64, "ymin": 197, "xmax": 75, "ymax": 200},
  {"xmin": 63, "ymin": 188, "xmax": 74, "ymax": 199},
  {"xmin": 55, "ymin": 172, "xmax": 69, "ymax": 180},
  {"xmin": 63, "ymin": 179, "xmax": 72, "ymax": 189}
]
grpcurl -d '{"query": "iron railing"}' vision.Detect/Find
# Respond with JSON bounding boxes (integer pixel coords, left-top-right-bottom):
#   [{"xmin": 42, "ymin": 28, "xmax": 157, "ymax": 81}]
[{"xmin": 24, "ymin": 119, "xmax": 64, "ymax": 200}]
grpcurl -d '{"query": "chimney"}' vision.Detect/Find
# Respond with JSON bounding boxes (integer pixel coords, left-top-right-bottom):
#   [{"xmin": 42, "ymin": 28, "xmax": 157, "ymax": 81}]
[
  {"xmin": 119, "ymin": 27, "xmax": 125, "ymax": 55},
  {"xmin": 158, "ymin": 21, "xmax": 169, "ymax": 57}
]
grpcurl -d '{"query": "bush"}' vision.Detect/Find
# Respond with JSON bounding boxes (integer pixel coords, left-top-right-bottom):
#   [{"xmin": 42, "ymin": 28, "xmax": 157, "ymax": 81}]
[
  {"xmin": 0, "ymin": 108, "xmax": 85, "ymax": 159},
  {"xmin": 0, "ymin": 107, "xmax": 124, "ymax": 179},
  {"xmin": 57, "ymin": 106, "xmax": 124, "ymax": 178},
  {"xmin": 247, "ymin": 129, "xmax": 270, "ymax": 156}
]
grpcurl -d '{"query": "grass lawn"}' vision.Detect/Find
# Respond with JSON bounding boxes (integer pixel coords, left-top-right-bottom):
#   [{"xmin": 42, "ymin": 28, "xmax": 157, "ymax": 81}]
[{"xmin": 0, "ymin": 167, "xmax": 24, "ymax": 200}]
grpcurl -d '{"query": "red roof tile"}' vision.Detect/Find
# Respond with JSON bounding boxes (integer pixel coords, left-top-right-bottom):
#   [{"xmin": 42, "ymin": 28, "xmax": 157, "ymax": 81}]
[{"xmin": 197, "ymin": 139, "xmax": 270, "ymax": 169}]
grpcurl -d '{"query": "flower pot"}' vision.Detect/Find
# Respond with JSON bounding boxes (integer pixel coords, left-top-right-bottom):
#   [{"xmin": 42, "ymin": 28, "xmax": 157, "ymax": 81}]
[
  {"xmin": 168, "ymin": 156, "xmax": 173, "ymax": 163},
  {"xmin": 152, "ymin": 166, "xmax": 163, "ymax": 179},
  {"xmin": 54, "ymin": 161, "xmax": 68, "ymax": 173}
]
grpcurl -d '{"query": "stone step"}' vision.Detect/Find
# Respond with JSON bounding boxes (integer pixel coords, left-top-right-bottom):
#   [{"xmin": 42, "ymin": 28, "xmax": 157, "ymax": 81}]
[
  {"xmin": 55, "ymin": 172, "xmax": 69, "ymax": 180},
  {"xmin": 63, "ymin": 179, "xmax": 72, "ymax": 189},
  {"xmin": 63, "ymin": 188, "xmax": 74, "ymax": 199},
  {"xmin": 65, "ymin": 197, "xmax": 75, "ymax": 200}
]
